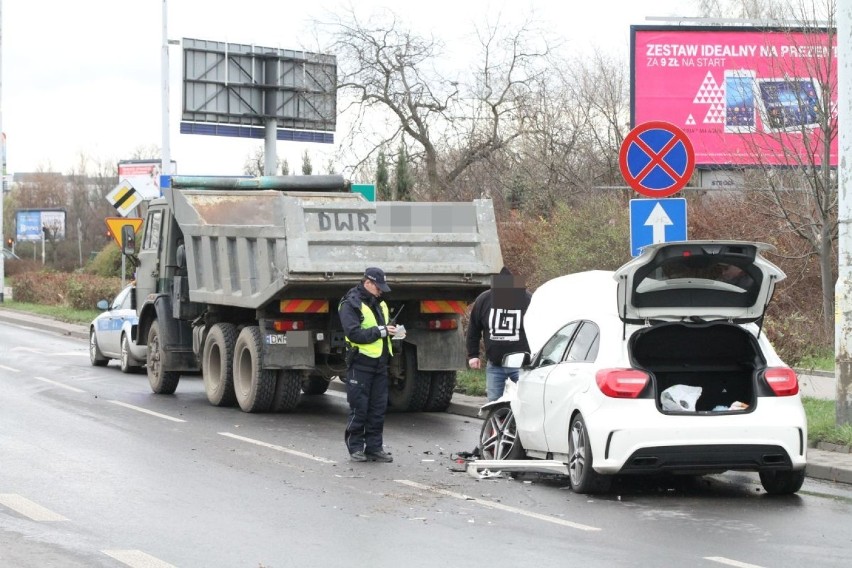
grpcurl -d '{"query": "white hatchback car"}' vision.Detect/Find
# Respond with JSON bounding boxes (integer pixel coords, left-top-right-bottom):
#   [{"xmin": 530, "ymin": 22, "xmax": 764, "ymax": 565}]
[
  {"xmin": 478, "ymin": 241, "xmax": 807, "ymax": 495},
  {"xmin": 90, "ymin": 284, "xmax": 147, "ymax": 373}
]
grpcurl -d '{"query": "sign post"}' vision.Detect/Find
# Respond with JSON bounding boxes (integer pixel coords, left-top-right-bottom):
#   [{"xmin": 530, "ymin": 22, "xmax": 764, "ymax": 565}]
[
  {"xmin": 105, "ymin": 217, "xmax": 144, "ymax": 289},
  {"xmin": 620, "ymin": 121, "xmax": 695, "ymax": 256}
]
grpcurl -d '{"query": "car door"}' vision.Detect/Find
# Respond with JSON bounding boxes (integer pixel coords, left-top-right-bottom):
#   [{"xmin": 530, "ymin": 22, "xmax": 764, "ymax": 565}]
[
  {"xmin": 515, "ymin": 322, "xmax": 579, "ymax": 452},
  {"xmin": 543, "ymin": 321, "xmax": 600, "ymax": 453},
  {"xmin": 101, "ymin": 286, "xmax": 132, "ymax": 357}
]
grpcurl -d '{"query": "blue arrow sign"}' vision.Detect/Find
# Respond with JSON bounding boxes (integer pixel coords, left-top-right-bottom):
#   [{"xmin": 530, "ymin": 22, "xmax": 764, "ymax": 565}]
[{"xmin": 629, "ymin": 198, "xmax": 687, "ymax": 256}]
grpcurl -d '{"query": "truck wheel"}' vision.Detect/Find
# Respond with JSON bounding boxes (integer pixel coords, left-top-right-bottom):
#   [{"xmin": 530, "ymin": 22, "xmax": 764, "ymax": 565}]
[
  {"xmin": 301, "ymin": 376, "xmax": 330, "ymax": 395},
  {"xmin": 233, "ymin": 326, "xmax": 276, "ymax": 413},
  {"xmin": 147, "ymin": 320, "xmax": 180, "ymax": 394},
  {"xmin": 423, "ymin": 371, "xmax": 457, "ymax": 412},
  {"xmin": 388, "ymin": 345, "xmax": 430, "ymax": 412},
  {"xmin": 272, "ymin": 370, "xmax": 302, "ymax": 412},
  {"xmin": 202, "ymin": 323, "xmax": 238, "ymax": 407},
  {"xmin": 89, "ymin": 329, "xmax": 108, "ymax": 367}
]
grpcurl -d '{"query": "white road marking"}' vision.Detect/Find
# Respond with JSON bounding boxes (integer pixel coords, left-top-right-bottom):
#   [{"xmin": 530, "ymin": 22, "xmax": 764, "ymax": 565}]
[
  {"xmin": 33, "ymin": 376, "xmax": 85, "ymax": 393},
  {"xmin": 0, "ymin": 494, "xmax": 67, "ymax": 521},
  {"xmin": 11, "ymin": 346, "xmax": 43, "ymax": 353},
  {"xmin": 109, "ymin": 400, "xmax": 186, "ymax": 423},
  {"xmin": 0, "ymin": 364, "xmax": 20, "ymax": 372},
  {"xmin": 704, "ymin": 557, "xmax": 766, "ymax": 568},
  {"xmin": 395, "ymin": 480, "xmax": 601, "ymax": 531},
  {"xmin": 219, "ymin": 432, "xmax": 337, "ymax": 464},
  {"xmin": 102, "ymin": 549, "xmax": 177, "ymax": 568}
]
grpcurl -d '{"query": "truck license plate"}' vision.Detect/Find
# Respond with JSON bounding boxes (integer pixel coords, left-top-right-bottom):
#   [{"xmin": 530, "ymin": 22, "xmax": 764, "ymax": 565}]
[{"xmin": 266, "ymin": 334, "xmax": 287, "ymax": 345}]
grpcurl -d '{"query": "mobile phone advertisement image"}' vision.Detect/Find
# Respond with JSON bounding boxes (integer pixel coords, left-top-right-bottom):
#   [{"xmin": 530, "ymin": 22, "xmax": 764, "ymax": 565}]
[{"xmin": 631, "ymin": 26, "xmax": 837, "ymax": 167}]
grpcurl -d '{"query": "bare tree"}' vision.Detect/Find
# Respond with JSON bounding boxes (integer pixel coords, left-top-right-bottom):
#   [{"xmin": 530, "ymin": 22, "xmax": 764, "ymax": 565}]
[
  {"xmin": 326, "ymin": 7, "xmax": 548, "ymax": 199},
  {"xmin": 700, "ymin": 0, "xmax": 838, "ymax": 338}
]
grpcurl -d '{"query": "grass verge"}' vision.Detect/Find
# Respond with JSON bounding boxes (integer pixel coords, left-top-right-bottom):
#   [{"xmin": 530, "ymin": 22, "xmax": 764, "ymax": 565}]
[
  {"xmin": 1, "ymin": 301, "xmax": 101, "ymax": 326},
  {"xmin": 802, "ymin": 397, "xmax": 852, "ymax": 447}
]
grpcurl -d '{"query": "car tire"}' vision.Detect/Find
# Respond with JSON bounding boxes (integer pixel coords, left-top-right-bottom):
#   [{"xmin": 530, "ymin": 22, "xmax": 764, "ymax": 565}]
[
  {"xmin": 568, "ymin": 413, "xmax": 611, "ymax": 494},
  {"xmin": 147, "ymin": 320, "xmax": 180, "ymax": 394},
  {"xmin": 233, "ymin": 326, "xmax": 276, "ymax": 413},
  {"xmin": 119, "ymin": 334, "xmax": 139, "ymax": 374},
  {"xmin": 89, "ymin": 329, "xmax": 109, "ymax": 367},
  {"xmin": 478, "ymin": 405, "xmax": 525, "ymax": 460},
  {"xmin": 759, "ymin": 468, "xmax": 806, "ymax": 495},
  {"xmin": 202, "ymin": 323, "xmax": 238, "ymax": 407}
]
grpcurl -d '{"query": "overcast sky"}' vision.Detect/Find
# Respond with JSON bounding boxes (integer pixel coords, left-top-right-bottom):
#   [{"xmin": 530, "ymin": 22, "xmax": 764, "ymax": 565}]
[{"xmin": 2, "ymin": 0, "xmax": 690, "ymax": 178}]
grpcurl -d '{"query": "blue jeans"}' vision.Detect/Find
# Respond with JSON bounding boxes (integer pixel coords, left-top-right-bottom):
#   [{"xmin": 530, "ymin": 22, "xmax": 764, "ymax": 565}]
[{"xmin": 486, "ymin": 362, "xmax": 519, "ymax": 402}]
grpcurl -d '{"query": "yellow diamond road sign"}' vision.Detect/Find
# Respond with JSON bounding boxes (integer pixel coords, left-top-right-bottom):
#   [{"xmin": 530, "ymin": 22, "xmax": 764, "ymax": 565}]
[
  {"xmin": 105, "ymin": 217, "xmax": 143, "ymax": 249},
  {"xmin": 106, "ymin": 179, "xmax": 143, "ymax": 217}
]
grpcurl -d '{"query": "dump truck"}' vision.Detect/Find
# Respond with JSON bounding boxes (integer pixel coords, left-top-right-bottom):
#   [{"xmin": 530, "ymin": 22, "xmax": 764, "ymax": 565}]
[{"xmin": 127, "ymin": 175, "xmax": 503, "ymax": 413}]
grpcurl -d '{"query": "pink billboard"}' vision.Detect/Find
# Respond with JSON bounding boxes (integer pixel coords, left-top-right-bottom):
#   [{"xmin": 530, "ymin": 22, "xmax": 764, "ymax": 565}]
[{"xmin": 631, "ymin": 26, "xmax": 837, "ymax": 167}]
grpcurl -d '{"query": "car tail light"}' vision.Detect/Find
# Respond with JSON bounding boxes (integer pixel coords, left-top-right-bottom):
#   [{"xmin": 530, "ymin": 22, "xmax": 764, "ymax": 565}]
[
  {"xmin": 764, "ymin": 367, "xmax": 799, "ymax": 396},
  {"xmin": 273, "ymin": 320, "xmax": 304, "ymax": 331},
  {"xmin": 595, "ymin": 368, "xmax": 650, "ymax": 398},
  {"xmin": 427, "ymin": 319, "xmax": 458, "ymax": 330}
]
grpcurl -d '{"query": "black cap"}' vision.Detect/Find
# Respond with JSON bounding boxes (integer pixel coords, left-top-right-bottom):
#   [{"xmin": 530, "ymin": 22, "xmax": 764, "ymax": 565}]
[{"xmin": 364, "ymin": 267, "xmax": 391, "ymax": 292}]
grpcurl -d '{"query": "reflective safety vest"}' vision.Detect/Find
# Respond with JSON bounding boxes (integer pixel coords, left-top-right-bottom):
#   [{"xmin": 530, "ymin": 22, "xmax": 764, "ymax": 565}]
[{"xmin": 346, "ymin": 301, "xmax": 393, "ymax": 358}]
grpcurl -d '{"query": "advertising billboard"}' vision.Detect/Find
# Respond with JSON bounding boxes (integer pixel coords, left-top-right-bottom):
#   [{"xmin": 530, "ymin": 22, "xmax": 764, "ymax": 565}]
[
  {"xmin": 631, "ymin": 26, "xmax": 837, "ymax": 167},
  {"xmin": 15, "ymin": 209, "xmax": 66, "ymax": 241}
]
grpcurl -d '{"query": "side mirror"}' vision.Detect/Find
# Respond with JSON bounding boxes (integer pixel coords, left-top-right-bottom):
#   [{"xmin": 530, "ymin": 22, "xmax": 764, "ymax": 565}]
[
  {"xmin": 121, "ymin": 225, "xmax": 137, "ymax": 255},
  {"xmin": 502, "ymin": 352, "xmax": 530, "ymax": 369},
  {"xmin": 96, "ymin": 299, "xmax": 109, "ymax": 310}
]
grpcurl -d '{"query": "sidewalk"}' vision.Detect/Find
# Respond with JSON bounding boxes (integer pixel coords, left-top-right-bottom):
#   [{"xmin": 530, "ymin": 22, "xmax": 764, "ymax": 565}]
[{"xmin": 1, "ymin": 306, "xmax": 850, "ymax": 486}]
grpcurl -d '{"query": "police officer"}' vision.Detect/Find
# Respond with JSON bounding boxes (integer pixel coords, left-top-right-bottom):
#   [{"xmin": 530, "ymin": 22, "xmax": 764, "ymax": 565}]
[{"xmin": 338, "ymin": 267, "xmax": 397, "ymax": 462}]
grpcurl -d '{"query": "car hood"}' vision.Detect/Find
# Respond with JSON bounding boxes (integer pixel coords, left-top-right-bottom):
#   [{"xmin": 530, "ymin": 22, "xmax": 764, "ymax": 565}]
[{"xmin": 613, "ymin": 240, "xmax": 785, "ymax": 324}]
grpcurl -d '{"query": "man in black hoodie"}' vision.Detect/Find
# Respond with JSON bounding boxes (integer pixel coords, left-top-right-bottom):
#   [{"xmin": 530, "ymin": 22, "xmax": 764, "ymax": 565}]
[
  {"xmin": 338, "ymin": 267, "xmax": 398, "ymax": 462},
  {"xmin": 466, "ymin": 268, "xmax": 532, "ymax": 401}
]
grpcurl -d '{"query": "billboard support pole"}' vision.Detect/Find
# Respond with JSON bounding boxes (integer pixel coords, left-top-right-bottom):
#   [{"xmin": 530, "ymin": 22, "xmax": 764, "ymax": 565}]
[
  {"xmin": 263, "ymin": 53, "xmax": 279, "ymax": 176},
  {"xmin": 836, "ymin": 0, "xmax": 852, "ymax": 426}
]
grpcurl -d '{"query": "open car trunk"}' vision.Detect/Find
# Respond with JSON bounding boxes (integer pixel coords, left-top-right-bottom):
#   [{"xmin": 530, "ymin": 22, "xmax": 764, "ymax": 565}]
[{"xmin": 630, "ymin": 322, "xmax": 764, "ymax": 412}]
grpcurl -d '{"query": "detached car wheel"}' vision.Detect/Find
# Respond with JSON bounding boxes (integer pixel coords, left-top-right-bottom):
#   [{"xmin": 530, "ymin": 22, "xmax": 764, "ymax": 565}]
[
  {"xmin": 759, "ymin": 469, "xmax": 806, "ymax": 495},
  {"xmin": 478, "ymin": 405, "xmax": 524, "ymax": 460},
  {"xmin": 568, "ymin": 413, "xmax": 611, "ymax": 494}
]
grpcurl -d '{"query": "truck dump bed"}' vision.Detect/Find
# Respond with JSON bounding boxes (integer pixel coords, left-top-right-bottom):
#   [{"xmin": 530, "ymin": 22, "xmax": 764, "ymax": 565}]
[{"xmin": 168, "ymin": 176, "xmax": 503, "ymax": 309}]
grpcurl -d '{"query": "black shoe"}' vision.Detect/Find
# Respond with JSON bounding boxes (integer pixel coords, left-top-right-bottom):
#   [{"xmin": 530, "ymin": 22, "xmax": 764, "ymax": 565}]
[
  {"xmin": 366, "ymin": 450, "xmax": 393, "ymax": 463},
  {"xmin": 350, "ymin": 450, "xmax": 368, "ymax": 462}
]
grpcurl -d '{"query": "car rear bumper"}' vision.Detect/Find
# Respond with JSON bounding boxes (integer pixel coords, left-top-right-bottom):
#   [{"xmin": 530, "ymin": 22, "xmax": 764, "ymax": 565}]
[{"xmin": 585, "ymin": 398, "xmax": 808, "ymax": 474}]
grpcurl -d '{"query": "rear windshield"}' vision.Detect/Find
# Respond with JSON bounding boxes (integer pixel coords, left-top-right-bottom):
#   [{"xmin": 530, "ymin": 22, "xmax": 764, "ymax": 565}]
[{"xmin": 632, "ymin": 243, "xmax": 762, "ymax": 309}]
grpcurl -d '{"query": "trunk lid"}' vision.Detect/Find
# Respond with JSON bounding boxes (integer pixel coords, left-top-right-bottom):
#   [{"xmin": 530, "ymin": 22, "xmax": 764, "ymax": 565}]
[{"xmin": 614, "ymin": 240, "xmax": 785, "ymax": 324}]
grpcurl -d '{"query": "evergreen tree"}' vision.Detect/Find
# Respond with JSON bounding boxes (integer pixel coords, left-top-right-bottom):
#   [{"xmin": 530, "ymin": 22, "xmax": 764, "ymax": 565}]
[
  {"xmin": 281, "ymin": 158, "xmax": 290, "ymax": 175},
  {"xmin": 301, "ymin": 150, "xmax": 313, "ymax": 175},
  {"xmin": 376, "ymin": 148, "xmax": 390, "ymax": 200},
  {"xmin": 394, "ymin": 144, "xmax": 412, "ymax": 201}
]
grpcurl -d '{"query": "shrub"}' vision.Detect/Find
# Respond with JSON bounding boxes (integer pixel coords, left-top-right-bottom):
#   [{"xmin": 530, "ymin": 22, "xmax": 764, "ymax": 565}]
[
  {"xmin": 85, "ymin": 243, "xmax": 133, "ymax": 279},
  {"xmin": 9, "ymin": 271, "xmax": 121, "ymax": 308},
  {"xmin": 530, "ymin": 195, "xmax": 631, "ymax": 287},
  {"xmin": 66, "ymin": 274, "xmax": 122, "ymax": 310},
  {"xmin": 11, "ymin": 271, "xmax": 68, "ymax": 305}
]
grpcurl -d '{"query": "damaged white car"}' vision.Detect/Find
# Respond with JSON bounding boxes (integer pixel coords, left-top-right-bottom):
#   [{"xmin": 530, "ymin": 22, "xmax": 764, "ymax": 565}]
[{"xmin": 478, "ymin": 241, "xmax": 807, "ymax": 495}]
